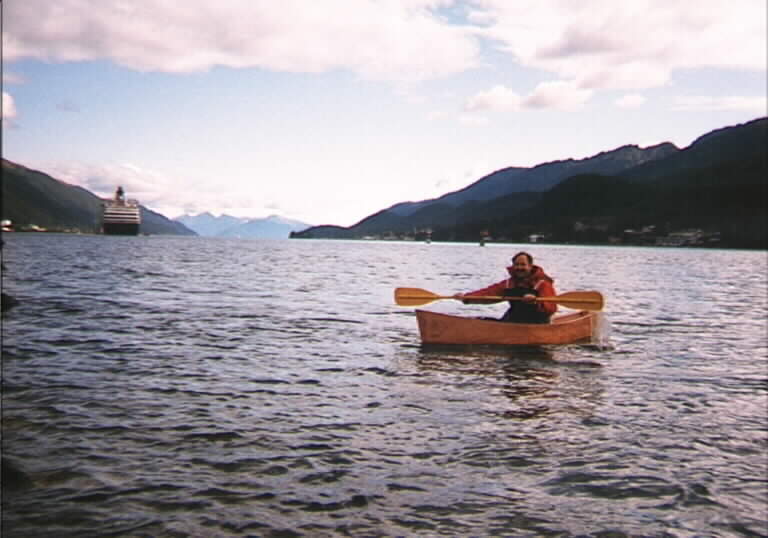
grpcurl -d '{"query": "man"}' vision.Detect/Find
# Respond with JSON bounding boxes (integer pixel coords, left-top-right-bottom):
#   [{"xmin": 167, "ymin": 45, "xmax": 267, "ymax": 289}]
[{"xmin": 454, "ymin": 252, "xmax": 557, "ymax": 323}]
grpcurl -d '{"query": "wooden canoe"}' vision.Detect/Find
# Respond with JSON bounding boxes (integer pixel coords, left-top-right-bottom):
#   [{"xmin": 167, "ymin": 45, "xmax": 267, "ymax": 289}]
[{"xmin": 415, "ymin": 309, "xmax": 597, "ymax": 346}]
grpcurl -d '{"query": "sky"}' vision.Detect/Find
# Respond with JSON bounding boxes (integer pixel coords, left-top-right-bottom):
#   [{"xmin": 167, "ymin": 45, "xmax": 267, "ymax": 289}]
[{"xmin": 2, "ymin": 0, "xmax": 766, "ymax": 227}]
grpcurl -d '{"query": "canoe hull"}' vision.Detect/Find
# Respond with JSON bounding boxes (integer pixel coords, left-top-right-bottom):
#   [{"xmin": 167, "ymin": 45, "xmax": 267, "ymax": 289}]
[{"xmin": 415, "ymin": 309, "xmax": 596, "ymax": 346}]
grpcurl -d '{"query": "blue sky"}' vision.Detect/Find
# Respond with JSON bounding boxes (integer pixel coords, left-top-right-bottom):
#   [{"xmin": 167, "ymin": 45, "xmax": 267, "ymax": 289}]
[{"xmin": 2, "ymin": 0, "xmax": 766, "ymax": 226}]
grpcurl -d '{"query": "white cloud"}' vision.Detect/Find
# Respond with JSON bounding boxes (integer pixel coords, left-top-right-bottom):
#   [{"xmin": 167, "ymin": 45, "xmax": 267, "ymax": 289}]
[
  {"xmin": 474, "ymin": 0, "xmax": 767, "ymax": 90},
  {"xmin": 2, "ymin": 0, "xmax": 480, "ymax": 82},
  {"xmin": 2, "ymin": 92, "xmax": 18, "ymax": 124},
  {"xmin": 615, "ymin": 94, "xmax": 647, "ymax": 108},
  {"xmin": 31, "ymin": 160, "xmax": 304, "ymax": 220},
  {"xmin": 40, "ymin": 161, "xmax": 174, "ymax": 202},
  {"xmin": 465, "ymin": 80, "xmax": 592, "ymax": 113},
  {"xmin": 672, "ymin": 95, "xmax": 768, "ymax": 112},
  {"xmin": 6, "ymin": 1, "xmax": 763, "ymax": 112},
  {"xmin": 465, "ymin": 84, "xmax": 522, "ymax": 112},
  {"xmin": 523, "ymin": 80, "xmax": 593, "ymax": 110}
]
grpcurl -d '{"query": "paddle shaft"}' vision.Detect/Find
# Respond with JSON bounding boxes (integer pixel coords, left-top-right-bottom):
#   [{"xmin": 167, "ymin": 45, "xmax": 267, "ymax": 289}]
[
  {"xmin": 394, "ymin": 287, "xmax": 604, "ymax": 310},
  {"xmin": 407, "ymin": 294, "xmax": 560, "ymax": 303}
]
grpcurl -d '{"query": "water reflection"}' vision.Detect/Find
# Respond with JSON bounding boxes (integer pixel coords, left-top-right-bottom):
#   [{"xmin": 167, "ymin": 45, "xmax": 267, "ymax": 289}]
[{"xmin": 413, "ymin": 345, "xmax": 606, "ymax": 420}]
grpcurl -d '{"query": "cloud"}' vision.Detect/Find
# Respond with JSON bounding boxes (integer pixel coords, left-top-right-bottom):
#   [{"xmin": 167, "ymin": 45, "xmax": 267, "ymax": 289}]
[
  {"xmin": 672, "ymin": 95, "xmax": 768, "ymax": 112},
  {"xmin": 41, "ymin": 161, "xmax": 172, "ymax": 201},
  {"xmin": 465, "ymin": 84, "xmax": 522, "ymax": 112},
  {"xmin": 33, "ymin": 160, "xmax": 288, "ymax": 219},
  {"xmin": 615, "ymin": 94, "xmax": 647, "ymax": 108},
  {"xmin": 2, "ymin": 0, "xmax": 480, "ymax": 82},
  {"xmin": 465, "ymin": 80, "xmax": 592, "ymax": 113},
  {"xmin": 4, "ymin": 1, "xmax": 765, "ymax": 92},
  {"xmin": 523, "ymin": 80, "xmax": 593, "ymax": 110},
  {"xmin": 475, "ymin": 0, "xmax": 767, "ymax": 90},
  {"xmin": 2, "ymin": 92, "xmax": 18, "ymax": 125}
]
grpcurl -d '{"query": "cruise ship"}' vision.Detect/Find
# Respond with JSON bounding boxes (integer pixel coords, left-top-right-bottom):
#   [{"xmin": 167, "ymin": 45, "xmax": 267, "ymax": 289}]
[{"xmin": 102, "ymin": 186, "xmax": 141, "ymax": 235}]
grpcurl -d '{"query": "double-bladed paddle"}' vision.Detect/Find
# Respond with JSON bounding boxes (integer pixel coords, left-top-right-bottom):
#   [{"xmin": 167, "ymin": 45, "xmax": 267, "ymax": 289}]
[{"xmin": 394, "ymin": 287, "xmax": 604, "ymax": 311}]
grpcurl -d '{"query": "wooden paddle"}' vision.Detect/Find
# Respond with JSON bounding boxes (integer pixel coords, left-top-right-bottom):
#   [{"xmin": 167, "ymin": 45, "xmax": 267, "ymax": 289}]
[{"xmin": 394, "ymin": 287, "xmax": 604, "ymax": 311}]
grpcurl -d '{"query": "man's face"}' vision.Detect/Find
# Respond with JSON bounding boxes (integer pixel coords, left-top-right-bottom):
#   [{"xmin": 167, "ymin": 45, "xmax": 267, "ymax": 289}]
[{"xmin": 512, "ymin": 256, "xmax": 532, "ymax": 278}]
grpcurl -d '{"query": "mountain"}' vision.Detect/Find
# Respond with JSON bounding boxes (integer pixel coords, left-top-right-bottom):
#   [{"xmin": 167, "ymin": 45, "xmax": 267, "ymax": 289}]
[
  {"xmin": 175, "ymin": 212, "xmax": 247, "ymax": 236},
  {"xmin": 293, "ymin": 118, "xmax": 766, "ymax": 248},
  {"xmin": 476, "ymin": 117, "xmax": 767, "ymax": 248},
  {"xmin": 216, "ymin": 215, "xmax": 311, "ymax": 239},
  {"xmin": 140, "ymin": 207, "xmax": 197, "ymax": 236},
  {"xmin": 623, "ymin": 117, "xmax": 767, "ymax": 182},
  {"xmin": 296, "ymin": 141, "xmax": 679, "ymax": 238},
  {"xmin": 389, "ymin": 142, "xmax": 677, "ymax": 217},
  {"xmin": 176, "ymin": 213, "xmax": 311, "ymax": 238},
  {"xmin": 1, "ymin": 159, "xmax": 196, "ymax": 236}
]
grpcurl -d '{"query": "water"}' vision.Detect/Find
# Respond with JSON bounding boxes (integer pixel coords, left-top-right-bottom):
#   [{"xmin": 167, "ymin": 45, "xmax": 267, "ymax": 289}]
[{"xmin": 2, "ymin": 234, "xmax": 766, "ymax": 537}]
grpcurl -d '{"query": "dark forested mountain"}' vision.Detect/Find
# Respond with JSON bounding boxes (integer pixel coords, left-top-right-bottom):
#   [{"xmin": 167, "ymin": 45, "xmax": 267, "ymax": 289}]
[
  {"xmin": 296, "ymin": 141, "xmax": 680, "ymax": 237},
  {"xmin": 388, "ymin": 142, "xmax": 677, "ymax": 218},
  {"xmin": 293, "ymin": 118, "xmax": 767, "ymax": 248},
  {"xmin": 1, "ymin": 159, "xmax": 195, "ymax": 236},
  {"xmin": 623, "ymin": 117, "xmax": 767, "ymax": 182}
]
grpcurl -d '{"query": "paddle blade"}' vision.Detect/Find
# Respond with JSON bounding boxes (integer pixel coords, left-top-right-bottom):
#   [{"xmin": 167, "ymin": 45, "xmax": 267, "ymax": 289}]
[
  {"xmin": 540, "ymin": 291, "xmax": 604, "ymax": 311},
  {"xmin": 395, "ymin": 287, "xmax": 448, "ymax": 307}
]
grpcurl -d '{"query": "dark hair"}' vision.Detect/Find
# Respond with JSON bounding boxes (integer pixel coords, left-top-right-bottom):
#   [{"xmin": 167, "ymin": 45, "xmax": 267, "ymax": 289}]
[{"xmin": 512, "ymin": 251, "xmax": 533, "ymax": 264}]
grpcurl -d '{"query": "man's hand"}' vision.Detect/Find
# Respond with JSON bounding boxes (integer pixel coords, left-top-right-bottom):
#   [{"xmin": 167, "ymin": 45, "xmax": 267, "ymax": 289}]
[{"xmin": 521, "ymin": 293, "xmax": 537, "ymax": 303}]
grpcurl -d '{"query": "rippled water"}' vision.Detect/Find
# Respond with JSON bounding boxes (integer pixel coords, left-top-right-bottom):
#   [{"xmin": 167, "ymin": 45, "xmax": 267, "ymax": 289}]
[{"xmin": 2, "ymin": 234, "xmax": 766, "ymax": 537}]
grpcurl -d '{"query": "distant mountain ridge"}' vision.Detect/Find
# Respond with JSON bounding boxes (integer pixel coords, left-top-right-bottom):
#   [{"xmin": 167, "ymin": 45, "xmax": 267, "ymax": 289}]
[
  {"xmin": 387, "ymin": 142, "xmax": 678, "ymax": 218},
  {"xmin": 293, "ymin": 117, "xmax": 767, "ymax": 249},
  {"xmin": 623, "ymin": 118, "xmax": 767, "ymax": 182},
  {"xmin": 176, "ymin": 213, "xmax": 311, "ymax": 238},
  {"xmin": 304, "ymin": 140, "xmax": 680, "ymax": 237},
  {"xmin": 174, "ymin": 212, "xmax": 247, "ymax": 236},
  {"xmin": 1, "ymin": 159, "xmax": 195, "ymax": 236}
]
